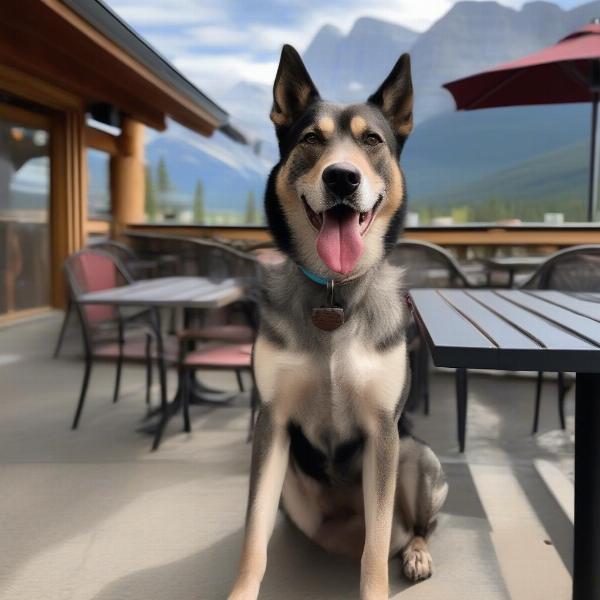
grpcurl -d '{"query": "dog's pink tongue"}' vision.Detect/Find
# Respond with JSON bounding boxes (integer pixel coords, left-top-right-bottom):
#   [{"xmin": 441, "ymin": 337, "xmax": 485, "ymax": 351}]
[{"xmin": 316, "ymin": 209, "xmax": 363, "ymax": 275}]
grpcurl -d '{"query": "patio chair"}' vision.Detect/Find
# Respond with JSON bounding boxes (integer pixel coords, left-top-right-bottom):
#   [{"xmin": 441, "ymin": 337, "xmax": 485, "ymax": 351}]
[
  {"xmin": 521, "ymin": 244, "xmax": 600, "ymax": 434},
  {"xmin": 178, "ymin": 342, "xmax": 257, "ymax": 440},
  {"xmin": 173, "ymin": 237, "xmax": 262, "ymax": 339},
  {"xmin": 64, "ymin": 249, "xmax": 169, "ymax": 430},
  {"xmin": 53, "ymin": 240, "xmax": 162, "ymax": 358},
  {"xmin": 88, "ymin": 239, "xmax": 162, "ymax": 279},
  {"xmin": 387, "ymin": 239, "xmax": 476, "ymax": 452}
]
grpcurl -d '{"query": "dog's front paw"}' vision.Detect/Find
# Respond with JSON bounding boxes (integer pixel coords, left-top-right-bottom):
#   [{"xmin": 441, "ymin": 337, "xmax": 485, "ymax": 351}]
[
  {"xmin": 227, "ymin": 579, "xmax": 260, "ymax": 600},
  {"xmin": 402, "ymin": 536, "xmax": 432, "ymax": 583}
]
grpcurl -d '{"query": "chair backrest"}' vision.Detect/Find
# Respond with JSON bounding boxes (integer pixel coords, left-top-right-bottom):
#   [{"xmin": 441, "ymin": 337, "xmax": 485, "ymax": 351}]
[
  {"xmin": 89, "ymin": 239, "xmax": 137, "ymax": 265},
  {"xmin": 64, "ymin": 249, "xmax": 132, "ymax": 331},
  {"xmin": 521, "ymin": 244, "xmax": 600, "ymax": 291},
  {"xmin": 387, "ymin": 239, "xmax": 473, "ymax": 288},
  {"xmin": 124, "ymin": 231, "xmax": 259, "ymax": 281},
  {"xmin": 185, "ymin": 237, "xmax": 260, "ymax": 281}
]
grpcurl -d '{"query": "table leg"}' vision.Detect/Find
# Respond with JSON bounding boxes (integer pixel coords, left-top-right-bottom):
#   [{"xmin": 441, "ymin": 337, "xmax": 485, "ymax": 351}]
[
  {"xmin": 152, "ymin": 309, "xmax": 171, "ymax": 451},
  {"xmin": 573, "ymin": 373, "xmax": 600, "ymax": 599},
  {"xmin": 508, "ymin": 268, "xmax": 515, "ymax": 288},
  {"xmin": 455, "ymin": 368, "xmax": 468, "ymax": 453}
]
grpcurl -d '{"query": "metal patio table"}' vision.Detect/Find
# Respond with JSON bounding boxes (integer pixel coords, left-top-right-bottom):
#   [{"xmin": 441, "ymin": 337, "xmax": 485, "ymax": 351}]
[
  {"xmin": 483, "ymin": 256, "xmax": 546, "ymax": 287},
  {"xmin": 78, "ymin": 276, "xmax": 247, "ymax": 449},
  {"xmin": 407, "ymin": 288, "xmax": 600, "ymax": 600}
]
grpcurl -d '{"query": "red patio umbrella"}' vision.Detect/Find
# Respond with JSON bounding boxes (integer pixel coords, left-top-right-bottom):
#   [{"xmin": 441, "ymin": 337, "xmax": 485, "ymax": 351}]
[{"xmin": 443, "ymin": 20, "xmax": 600, "ymax": 221}]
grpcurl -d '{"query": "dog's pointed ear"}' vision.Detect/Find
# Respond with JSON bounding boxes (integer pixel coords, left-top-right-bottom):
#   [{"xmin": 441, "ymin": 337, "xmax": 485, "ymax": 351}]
[
  {"xmin": 368, "ymin": 53, "xmax": 413, "ymax": 139},
  {"xmin": 270, "ymin": 45, "xmax": 320, "ymax": 131}
]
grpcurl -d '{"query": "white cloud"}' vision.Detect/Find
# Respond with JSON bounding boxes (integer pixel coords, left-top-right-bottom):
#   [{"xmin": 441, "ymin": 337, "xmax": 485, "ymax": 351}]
[
  {"xmin": 187, "ymin": 25, "xmax": 250, "ymax": 47},
  {"xmin": 185, "ymin": 21, "xmax": 319, "ymax": 52},
  {"xmin": 106, "ymin": 0, "xmax": 539, "ymax": 119},
  {"xmin": 107, "ymin": 0, "xmax": 227, "ymax": 26},
  {"xmin": 172, "ymin": 53, "xmax": 278, "ymax": 96}
]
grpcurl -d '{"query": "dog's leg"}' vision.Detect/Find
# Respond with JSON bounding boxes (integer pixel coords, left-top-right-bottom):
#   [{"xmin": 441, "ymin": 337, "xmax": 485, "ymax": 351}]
[
  {"xmin": 360, "ymin": 418, "xmax": 399, "ymax": 600},
  {"xmin": 397, "ymin": 440, "xmax": 448, "ymax": 583},
  {"xmin": 228, "ymin": 406, "xmax": 289, "ymax": 600},
  {"xmin": 402, "ymin": 535, "xmax": 433, "ymax": 582}
]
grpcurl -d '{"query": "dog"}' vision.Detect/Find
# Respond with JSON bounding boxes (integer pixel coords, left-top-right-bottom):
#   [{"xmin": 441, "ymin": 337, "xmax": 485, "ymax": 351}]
[{"xmin": 228, "ymin": 45, "xmax": 448, "ymax": 600}]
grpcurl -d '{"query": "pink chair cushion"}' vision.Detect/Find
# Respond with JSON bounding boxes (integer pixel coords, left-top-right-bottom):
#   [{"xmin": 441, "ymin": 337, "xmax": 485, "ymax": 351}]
[
  {"xmin": 77, "ymin": 253, "xmax": 119, "ymax": 324},
  {"xmin": 94, "ymin": 335, "xmax": 178, "ymax": 363},
  {"xmin": 178, "ymin": 324, "xmax": 254, "ymax": 343},
  {"xmin": 183, "ymin": 343, "xmax": 253, "ymax": 369}
]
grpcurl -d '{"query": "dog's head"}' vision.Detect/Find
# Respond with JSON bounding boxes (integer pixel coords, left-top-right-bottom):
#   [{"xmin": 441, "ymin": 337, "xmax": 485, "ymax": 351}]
[{"xmin": 265, "ymin": 44, "xmax": 413, "ymax": 279}]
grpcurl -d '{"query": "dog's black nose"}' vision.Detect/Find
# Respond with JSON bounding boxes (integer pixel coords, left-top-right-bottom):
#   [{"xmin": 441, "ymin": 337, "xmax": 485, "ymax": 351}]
[{"xmin": 322, "ymin": 163, "xmax": 361, "ymax": 199}]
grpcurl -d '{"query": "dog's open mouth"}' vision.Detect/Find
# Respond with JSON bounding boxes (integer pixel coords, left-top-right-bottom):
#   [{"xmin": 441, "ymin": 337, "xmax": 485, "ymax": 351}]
[{"xmin": 302, "ymin": 196, "xmax": 382, "ymax": 275}]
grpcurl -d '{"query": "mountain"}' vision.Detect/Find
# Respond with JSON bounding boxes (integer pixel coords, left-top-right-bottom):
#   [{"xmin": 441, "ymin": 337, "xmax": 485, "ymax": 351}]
[
  {"xmin": 303, "ymin": 1, "xmax": 600, "ymax": 122},
  {"xmin": 413, "ymin": 139, "xmax": 589, "ymax": 222},
  {"xmin": 303, "ymin": 17, "xmax": 419, "ymax": 102},
  {"xmin": 403, "ymin": 102, "xmax": 590, "ymax": 199},
  {"xmin": 218, "ymin": 81, "xmax": 278, "ymax": 163},
  {"xmin": 410, "ymin": 0, "xmax": 572, "ymax": 121},
  {"xmin": 135, "ymin": 1, "xmax": 600, "ymax": 220},
  {"xmin": 145, "ymin": 123, "xmax": 272, "ymax": 214}
]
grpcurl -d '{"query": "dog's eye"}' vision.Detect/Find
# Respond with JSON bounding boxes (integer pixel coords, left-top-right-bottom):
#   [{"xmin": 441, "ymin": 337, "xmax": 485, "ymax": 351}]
[
  {"xmin": 364, "ymin": 133, "xmax": 382, "ymax": 146},
  {"xmin": 302, "ymin": 132, "xmax": 319, "ymax": 144}
]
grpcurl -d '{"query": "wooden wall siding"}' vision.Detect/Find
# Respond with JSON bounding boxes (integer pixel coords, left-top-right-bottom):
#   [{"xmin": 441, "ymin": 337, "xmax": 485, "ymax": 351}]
[
  {"xmin": 0, "ymin": 1, "xmax": 220, "ymax": 135},
  {"xmin": 50, "ymin": 109, "xmax": 87, "ymax": 307}
]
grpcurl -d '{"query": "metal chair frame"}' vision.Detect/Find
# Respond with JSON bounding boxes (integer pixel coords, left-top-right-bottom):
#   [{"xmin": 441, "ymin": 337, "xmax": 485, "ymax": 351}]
[
  {"xmin": 390, "ymin": 239, "xmax": 475, "ymax": 452},
  {"xmin": 64, "ymin": 249, "xmax": 168, "ymax": 430},
  {"xmin": 521, "ymin": 244, "xmax": 600, "ymax": 433}
]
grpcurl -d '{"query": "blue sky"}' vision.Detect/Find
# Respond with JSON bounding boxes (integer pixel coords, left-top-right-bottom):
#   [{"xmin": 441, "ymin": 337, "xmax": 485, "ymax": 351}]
[{"xmin": 105, "ymin": 0, "xmax": 590, "ymax": 105}]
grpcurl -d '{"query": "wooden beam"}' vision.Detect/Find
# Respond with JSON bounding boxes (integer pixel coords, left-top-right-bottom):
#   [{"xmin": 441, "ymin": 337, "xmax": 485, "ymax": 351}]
[
  {"xmin": 403, "ymin": 227, "xmax": 600, "ymax": 246},
  {"xmin": 0, "ymin": 63, "xmax": 80, "ymax": 111},
  {"xmin": 0, "ymin": 1, "xmax": 218, "ymax": 135},
  {"xmin": 86, "ymin": 219, "xmax": 111, "ymax": 237},
  {"xmin": 84, "ymin": 125, "xmax": 119, "ymax": 155},
  {"xmin": 0, "ymin": 20, "xmax": 167, "ymax": 132},
  {"xmin": 50, "ymin": 109, "xmax": 87, "ymax": 308},
  {"xmin": 0, "ymin": 103, "xmax": 50, "ymax": 129},
  {"xmin": 40, "ymin": 0, "xmax": 221, "ymax": 131},
  {"xmin": 111, "ymin": 117, "xmax": 145, "ymax": 235},
  {"xmin": 124, "ymin": 223, "xmax": 600, "ymax": 248}
]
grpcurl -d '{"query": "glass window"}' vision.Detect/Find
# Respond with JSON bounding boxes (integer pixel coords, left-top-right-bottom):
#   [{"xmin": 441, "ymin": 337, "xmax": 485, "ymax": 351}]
[
  {"xmin": 0, "ymin": 114, "xmax": 50, "ymax": 315},
  {"xmin": 144, "ymin": 128, "xmax": 266, "ymax": 225},
  {"xmin": 87, "ymin": 148, "xmax": 111, "ymax": 219}
]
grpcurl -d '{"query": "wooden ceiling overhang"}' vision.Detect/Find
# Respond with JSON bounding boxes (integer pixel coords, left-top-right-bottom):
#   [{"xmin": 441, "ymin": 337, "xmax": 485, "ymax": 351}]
[{"xmin": 0, "ymin": 0, "xmax": 230, "ymax": 136}]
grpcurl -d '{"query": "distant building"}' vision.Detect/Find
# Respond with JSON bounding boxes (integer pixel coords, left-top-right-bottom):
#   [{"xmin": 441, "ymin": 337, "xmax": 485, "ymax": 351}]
[{"xmin": 0, "ymin": 0, "xmax": 243, "ymax": 318}]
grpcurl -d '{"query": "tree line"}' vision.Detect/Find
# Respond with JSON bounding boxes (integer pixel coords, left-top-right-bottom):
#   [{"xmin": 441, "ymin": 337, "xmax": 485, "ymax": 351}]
[{"xmin": 144, "ymin": 155, "xmax": 263, "ymax": 224}]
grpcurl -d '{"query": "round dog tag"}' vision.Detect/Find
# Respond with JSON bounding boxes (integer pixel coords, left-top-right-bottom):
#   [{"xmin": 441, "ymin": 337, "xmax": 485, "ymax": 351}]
[{"xmin": 312, "ymin": 306, "xmax": 345, "ymax": 331}]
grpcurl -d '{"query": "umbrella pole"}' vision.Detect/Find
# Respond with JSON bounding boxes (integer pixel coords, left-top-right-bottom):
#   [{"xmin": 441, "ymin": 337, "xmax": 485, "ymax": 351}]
[{"xmin": 588, "ymin": 92, "xmax": 600, "ymax": 221}]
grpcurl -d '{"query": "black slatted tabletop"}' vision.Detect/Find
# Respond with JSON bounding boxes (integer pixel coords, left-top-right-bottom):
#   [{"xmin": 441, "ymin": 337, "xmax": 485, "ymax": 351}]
[
  {"xmin": 409, "ymin": 289, "xmax": 600, "ymax": 372},
  {"xmin": 408, "ymin": 289, "xmax": 600, "ymax": 600},
  {"xmin": 78, "ymin": 276, "xmax": 245, "ymax": 309}
]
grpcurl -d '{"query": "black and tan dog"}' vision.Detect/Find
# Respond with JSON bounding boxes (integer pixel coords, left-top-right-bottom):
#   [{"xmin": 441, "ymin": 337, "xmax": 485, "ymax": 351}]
[{"xmin": 228, "ymin": 45, "xmax": 447, "ymax": 600}]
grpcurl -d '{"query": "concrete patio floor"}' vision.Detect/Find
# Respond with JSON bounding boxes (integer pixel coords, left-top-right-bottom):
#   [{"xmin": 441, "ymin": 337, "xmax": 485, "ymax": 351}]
[{"xmin": 0, "ymin": 312, "xmax": 574, "ymax": 600}]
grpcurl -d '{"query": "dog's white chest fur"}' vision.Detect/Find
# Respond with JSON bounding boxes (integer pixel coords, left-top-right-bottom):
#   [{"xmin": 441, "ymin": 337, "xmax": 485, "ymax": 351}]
[{"xmin": 254, "ymin": 331, "xmax": 407, "ymax": 436}]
